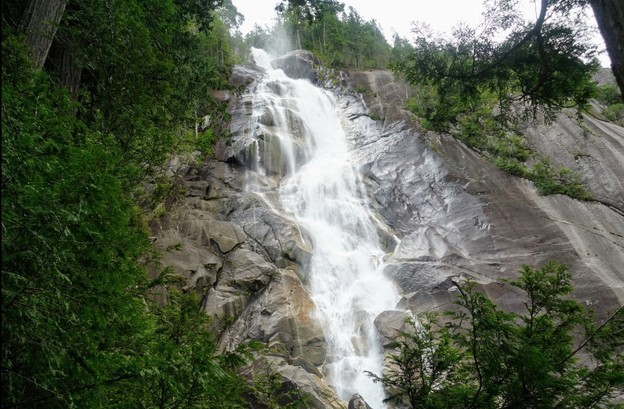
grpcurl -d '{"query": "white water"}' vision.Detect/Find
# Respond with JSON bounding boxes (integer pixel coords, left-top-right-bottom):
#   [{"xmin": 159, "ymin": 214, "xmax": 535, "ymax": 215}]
[{"xmin": 248, "ymin": 48, "xmax": 400, "ymax": 408}]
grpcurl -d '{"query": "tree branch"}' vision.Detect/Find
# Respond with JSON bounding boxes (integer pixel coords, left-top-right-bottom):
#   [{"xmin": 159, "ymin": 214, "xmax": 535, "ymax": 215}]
[
  {"xmin": 445, "ymin": 0, "xmax": 550, "ymax": 81},
  {"xmin": 557, "ymin": 305, "xmax": 623, "ymax": 368}
]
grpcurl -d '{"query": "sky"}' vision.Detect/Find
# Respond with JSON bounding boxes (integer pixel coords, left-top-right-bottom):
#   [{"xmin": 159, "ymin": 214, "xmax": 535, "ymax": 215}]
[
  {"xmin": 230, "ymin": 0, "xmax": 610, "ymax": 67},
  {"xmin": 233, "ymin": 0, "xmax": 486, "ymax": 41}
]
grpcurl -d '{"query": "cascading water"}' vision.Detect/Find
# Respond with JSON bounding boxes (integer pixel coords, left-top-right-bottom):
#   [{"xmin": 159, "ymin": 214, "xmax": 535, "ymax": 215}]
[{"xmin": 247, "ymin": 48, "xmax": 401, "ymax": 408}]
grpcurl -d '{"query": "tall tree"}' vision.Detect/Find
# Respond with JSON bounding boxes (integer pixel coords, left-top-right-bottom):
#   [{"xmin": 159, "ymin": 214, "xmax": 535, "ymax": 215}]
[
  {"xmin": 1, "ymin": 0, "xmax": 239, "ymax": 406},
  {"xmin": 18, "ymin": 0, "xmax": 66, "ymax": 67},
  {"xmin": 276, "ymin": 0, "xmax": 344, "ymax": 50},
  {"xmin": 589, "ymin": 0, "xmax": 624, "ymax": 100}
]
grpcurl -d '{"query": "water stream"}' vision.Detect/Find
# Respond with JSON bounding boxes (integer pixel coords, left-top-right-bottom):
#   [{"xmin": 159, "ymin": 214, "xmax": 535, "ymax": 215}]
[{"xmin": 247, "ymin": 48, "xmax": 401, "ymax": 408}]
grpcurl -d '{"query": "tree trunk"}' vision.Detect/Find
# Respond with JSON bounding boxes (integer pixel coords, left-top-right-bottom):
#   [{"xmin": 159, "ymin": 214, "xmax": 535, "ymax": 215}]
[
  {"xmin": 19, "ymin": 0, "xmax": 67, "ymax": 68},
  {"xmin": 590, "ymin": 0, "xmax": 624, "ymax": 101},
  {"xmin": 295, "ymin": 27, "xmax": 302, "ymax": 49},
  {"xmin": 323, "ymin": 20, "xmax": 326, "ymax": 52},
  {"xmin": 47, "ymin": 40, "xmax": 82, "ymax": 99}
]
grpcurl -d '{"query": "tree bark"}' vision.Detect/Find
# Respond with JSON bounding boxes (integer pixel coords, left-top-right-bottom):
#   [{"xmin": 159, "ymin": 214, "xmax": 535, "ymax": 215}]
[
  {"xmin": 47, "ymin": 40, "xmax": 82, "ymax": 99},
  {"xmin": 590, "ymin": 0, "xmax": 624, "ymax": 101},
  {"xmin": 19, "ymin": 0, "xmax": 67, "ymax": 68}
]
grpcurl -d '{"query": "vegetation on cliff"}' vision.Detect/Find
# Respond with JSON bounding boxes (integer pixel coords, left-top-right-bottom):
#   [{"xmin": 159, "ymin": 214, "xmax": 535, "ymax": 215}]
[
  {"xmin": 393, "ymin": 0, "xmax": 623, "ymax": 126},
  {"xmin": 392, "ymin": 0, "xmax": 624, "ymax": 201},
  {"xmin": 368, "ymin": 262, "xmax": 624, "ymax": 408}
]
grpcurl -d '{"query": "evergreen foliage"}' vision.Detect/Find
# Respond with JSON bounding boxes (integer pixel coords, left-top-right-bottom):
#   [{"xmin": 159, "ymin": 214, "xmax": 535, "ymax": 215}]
[
  {"xmin": 241, "ymin": 0, "xmax": 393, "ymax": 69},
  {"xmin": 596, "ymin": 84, "xmax": 624, "ymax": 125},
  {"xmin": 407, "ymin": 85, "xmax": 593, "ymax": 200},
  {"xmin": 0, "ymin": 1, "xmax": 290, "ymax": 407},
  {"xmin": 393, "ymin": 0, "xmax": 601, "ymax": 127},
  {"xmin": 368, "ymin": 262, "xmax": 624, "ymax": 408}
]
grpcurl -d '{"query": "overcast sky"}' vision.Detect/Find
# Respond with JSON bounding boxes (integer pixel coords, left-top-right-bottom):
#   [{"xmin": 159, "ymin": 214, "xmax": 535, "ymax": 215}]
[{"xmin": 230, "ymin": 0, "xmax": 610, "ymax": 67}]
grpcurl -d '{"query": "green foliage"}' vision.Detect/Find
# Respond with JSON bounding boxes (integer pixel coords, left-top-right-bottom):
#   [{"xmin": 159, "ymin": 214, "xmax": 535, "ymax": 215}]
[
  {"xmin": 197, "ymin": 128, "xmax": 217, "ymax": 156},
  {"xmin": 529, "ymin": 158, "xmax": 593, "ymax": 200},
  {"xmin": 2, "ymin": 29, "xmax": 152, "ymax": 407},
  {"xmin": 404, "ymin": 79, "xmax": 592, "ymax": 201},
  {"xmin": 112, "ymin": 290, "xmax": 248, "ymax": 409},
  {"xmin": 596, "ymin": 83, "xmax": 622, "ymax": 106},
  {"xmin": 367, "ymin": 315, "xmax": 466, "ymax": 408},
  {"xmin": 395, "ymin": 0, "xmax": 599, "ymax": 127},
  {"xmin": 602, "ymin": 103, "xmax": 624, "ymax": 126},
  {"xmin": 246, "ymin": 2, "xmax": 392, "ymax": 70},
  {"xmin": 0, "ymin": 0, "xmax": 254, "ymax": 405},
  {"xmin": 369, "ymin": 262, "xmax": 624, "ymax": 408},
  {"xmin": 55, "ymin": 0, "xmax": 233, "ymax": 176},
  {"xmin": 595, "ymin": 84, "xmax": 624, "ymax": 125},
  {"xmin": 247, "ymin": 363, "xmax": 311, "ymax": 409}
]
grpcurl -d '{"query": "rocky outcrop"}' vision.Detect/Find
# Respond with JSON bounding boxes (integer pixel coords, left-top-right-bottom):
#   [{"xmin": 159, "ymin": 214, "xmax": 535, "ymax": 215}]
[
  {"xmin": 348, "ymin": 394, "xmax": 374, "ymax": 409},
  {"xmin": 150, "ymin": 157, "xmax": 345, "ymax": 408},
  {"xmin": 151, "ymin": 52, "xmax": 623, "ymax": 408},
  {"xmin": 374, "ymin": 310, "xmax": 412, "ymax": 348},
  {"xmin": 348, "ymin": 70, "xmax": 624, "ymax": 316},
  {"xmin": 271, "ymin": 49, "xmax": 322, "ymax": 83},
  {"xmin": 522, "ymin": 112, "xmax": 624, "ymax": 210}
]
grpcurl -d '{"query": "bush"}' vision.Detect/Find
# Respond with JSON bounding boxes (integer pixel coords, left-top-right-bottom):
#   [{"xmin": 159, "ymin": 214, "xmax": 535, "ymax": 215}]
[
  {"xmin": 596, "ymin": 84, "xmax": 622, "ymax": 106},
  {"xmin": 603, "ymin": 103, "xmax": 624, "ymax": 125},
  {"xmin": 368, "ymin": 262, "xmax": 624, "ymax": 409},
  {"xmin": 530, "ymin": 159, "xmax": 593, "ymax": 200}
]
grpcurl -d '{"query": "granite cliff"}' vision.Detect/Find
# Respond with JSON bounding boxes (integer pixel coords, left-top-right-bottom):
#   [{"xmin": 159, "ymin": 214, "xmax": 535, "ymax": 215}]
[{"xmin": 150, "ymin": 50, "xmax": 624, "ymax": 408}]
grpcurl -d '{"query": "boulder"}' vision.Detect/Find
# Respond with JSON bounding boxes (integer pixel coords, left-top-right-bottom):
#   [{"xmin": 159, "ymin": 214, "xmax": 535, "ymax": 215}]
[
  {"xmin": 174, "ymin": 209, "xmax": 245, "ymax": 253},
  {"xmin": 229, "ymin": 64, "xmax": 265, "ymax": 88},
  {"xmin": 220, "ymin": 268, "xmax": 327, "ymax": 367},
  {"xmin": 271, "ymin": 50, "xmax": 321, "ymax": 82},
  {"xmin": 155, "ymin": 219, "xmax": 223, "ymax": 294},
  {"xmin": 231, "ymin": 203, "xmax": 313, "ymax": 269},
  {"xmin": 348, "ymin": 394, "xmax": 373, "ymax": 409},
  {"xmin": 241, "ymin": 355, "xmax": 347, "ymax": 409},
  {"xmin": 223, "ymin": 248, "xmax": 274, "ymax": 292},
  {"xmin": 374, "ymin": 310, "xmax": 412, "ymax": 348}
]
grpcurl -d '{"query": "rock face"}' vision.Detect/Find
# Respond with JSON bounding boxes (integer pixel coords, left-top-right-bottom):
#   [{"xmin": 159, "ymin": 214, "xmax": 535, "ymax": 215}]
[
  {"xmin": 151, "ymin": 53, "xmax": 624, "ymax": 408},
  {"xmin": 349, "ymin": 70, "xmax": 624, "ymax": 313},
  {"xmin": 348, "ymin": 394, "xmax": 374, "ymax": 409},
  {"xmin": 271, "ymin": 49, "xmax": 322, "ymax": 83}
]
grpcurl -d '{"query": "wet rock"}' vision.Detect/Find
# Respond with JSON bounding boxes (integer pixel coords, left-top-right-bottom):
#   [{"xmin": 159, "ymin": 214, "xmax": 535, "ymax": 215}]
[
  {"xmin": 202, "ymin": 286, "xmax": 248, "ymax": 322},
  {"xmin": 349, "ymin": 69, "xmax": 624, "ymax": 314},
  {"xmin": 224, "ymin": 248, "xmax": 274, "ymax": 292},
  {"xmin": 348, "ymin": 394, "xmax": 373, "ymax": 409},
  {"xmin": 220, "ymin": 268, "xmax": 326, "ymax": 366},
  {"xmin": 201, "ymin": 245, "xmax": 275, "ymax": 324},
  {"xmin": 229, "ymin": 64, "xmax": 265, "ymax": 88},
  {"xmin": 182, "ymin": 179, "xmax": 208, "ymax": 198},
  {"xmin": 522, "ymin": 112, "xmax": 624, "ymax": 210},
  {"xmin": 175, "ymin": 210, "xmax": 245, "ymax": 253},
  {"xmin": 271, "ymin": 50, "xmax": 321, "ymax": 82},
  {"xmin": 211, "ymin": 89, "xmax": 231, "ymax": 102},
  {"xmin": 231, "ymin": 204, "xmax": 313, "ymax": 269},
  {"xmin": 155, "ymin": 217, "xmax": 223, "ymax": 295},
  {"xmin": 152, "ymin": 58, "xmax": 624, "ymax": 409},
  {"xmin": 241, "ymin": 355, "xmax": 347, "ymax": 409},
  {"xmin": 374, "ymin": 310, "xmax": 412, "ymax": 348}
]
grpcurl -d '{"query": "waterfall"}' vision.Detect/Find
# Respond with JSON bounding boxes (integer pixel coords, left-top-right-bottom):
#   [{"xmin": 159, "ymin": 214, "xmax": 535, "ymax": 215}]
[{"xmin": 247, "ymin": 48, "xmax": 401, "ymax": 408}]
